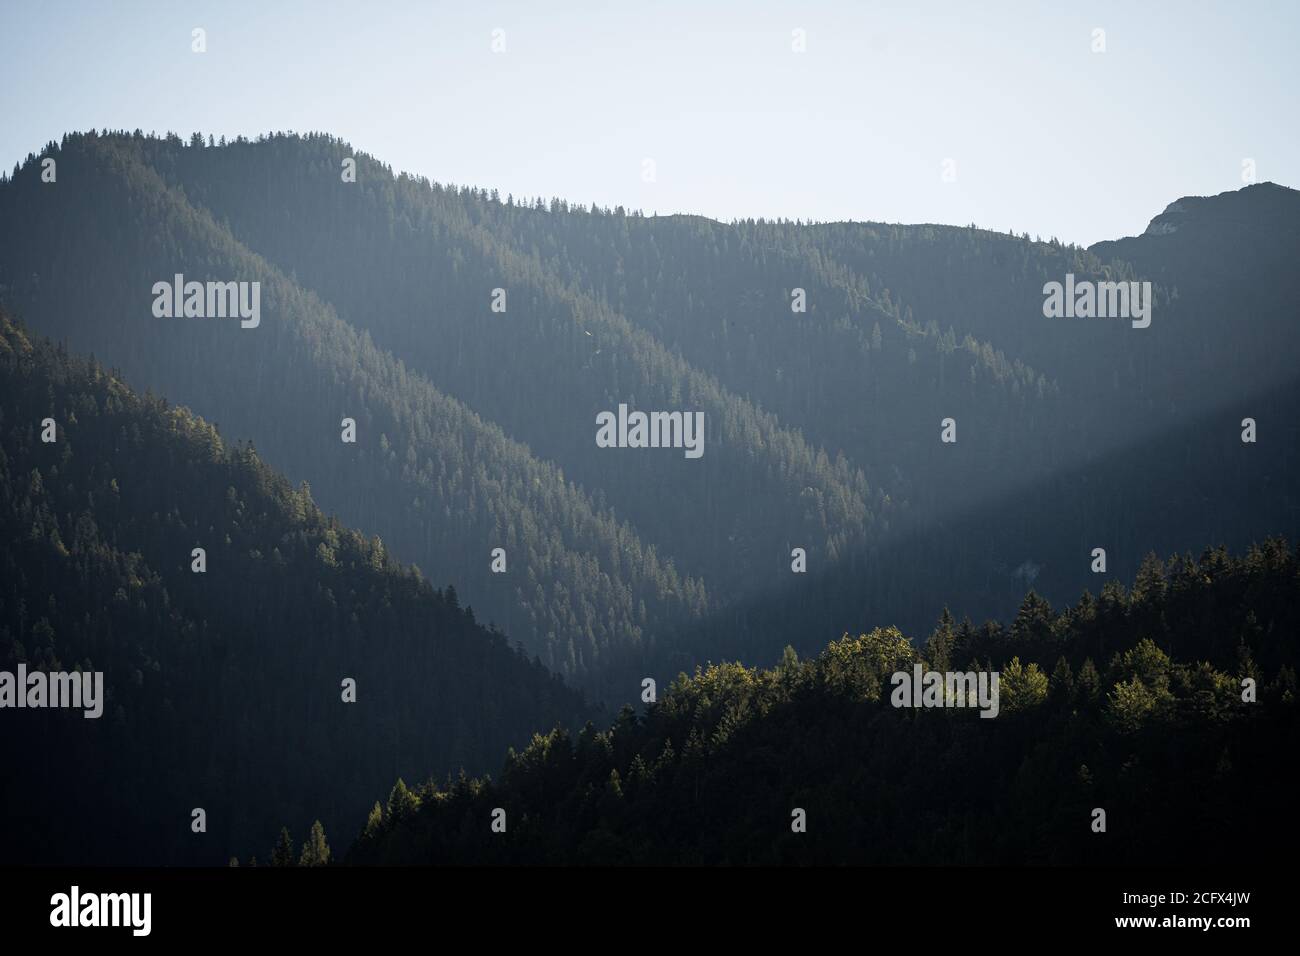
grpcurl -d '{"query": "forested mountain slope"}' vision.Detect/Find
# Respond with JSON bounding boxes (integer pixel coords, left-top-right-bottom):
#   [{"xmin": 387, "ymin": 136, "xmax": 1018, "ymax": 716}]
[
  {"xmin": 803, "ymin": 182, "xmax": 1300, "ymax": 419},
  {"xmin": 111, "ymin": 132, "xmax": 888, "ymax": 595},
  {"xmin": 0, "ymin": 133, "xmax": 713, "ymax": 698},
  {"xmin": 0, "ymin": 315, "xmax": 588, "ymax": 864},
  {"xmin": 3, "ymin": 131, "xmax": 1297, "ymax": 699},
  {"xmin": 134, "ymin": 132, "xmax": 1053, "ymax": 515},
  {"xmin": 347, "ymin": 540, "xmax": 1300, "ymax": 865},
  {"xmin": 1088, "ymin": 182, "xmax": 1300, "ymax": 403},
  {"xmin": 678, "ymin": 368, "xmax": 1300, "ymax": 671},
  {"xmin": 136, "ymin": 133, "xmax": 1297, "ymax": 594}
]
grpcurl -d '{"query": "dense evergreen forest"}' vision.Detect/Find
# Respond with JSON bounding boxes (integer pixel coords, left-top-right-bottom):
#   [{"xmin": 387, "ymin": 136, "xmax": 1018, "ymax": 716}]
[
  {"xmin": 2, "ymin": 132, "xmax": 1296, "ymax": 705},
  {"xmin": 1, "ymin": 132, "xmax": 718, "ymax": 700},
  {"xmin": 1, "ymin": 131, "xmax": 1296, "ymax": 867},
  {"xmin": 347, "ymin": 541, "xmax": 1299, "ymax": 865},
  {"xmin": 0, "ymin": 315, "xmax": 589, "ymax": 864}
]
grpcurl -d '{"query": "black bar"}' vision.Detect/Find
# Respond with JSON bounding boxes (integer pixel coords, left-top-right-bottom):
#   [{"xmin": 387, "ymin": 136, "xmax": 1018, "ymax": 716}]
[{"xmin": 2, "ymin": 865, "xmax": 1278, "ymax": 942}]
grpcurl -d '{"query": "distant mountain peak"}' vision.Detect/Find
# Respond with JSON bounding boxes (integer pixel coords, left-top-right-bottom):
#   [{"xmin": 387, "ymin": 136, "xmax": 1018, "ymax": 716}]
[{"xmin": 1140, "ymin": 181, "xmax": 1299, "ymax": 237}]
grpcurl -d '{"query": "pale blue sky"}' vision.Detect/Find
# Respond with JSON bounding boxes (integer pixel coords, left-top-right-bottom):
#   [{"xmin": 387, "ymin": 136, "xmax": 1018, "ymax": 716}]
[{"xmin": 2, "ymin": 0, "xmax": 1296, "ymax": 245}]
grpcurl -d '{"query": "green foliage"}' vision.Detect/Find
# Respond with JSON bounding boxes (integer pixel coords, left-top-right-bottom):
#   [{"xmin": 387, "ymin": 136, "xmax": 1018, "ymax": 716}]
[
  {"xmin": 298, "ymin": 821, "xmax": 331, "ymax": 867},
  {"xmin": 1106, "ymin": 677, "xmax": 1161, "ymax": 733},
  {"xmin": 2, "ymin": 132, "xmax": 1299, "ymax": 868},
  {"xmin": 0, "ymin": 316, "xmax": 590, "ymax": 864},
  {"xmin": 7, "ymin": 132, "xmax": 1296, "ymax": 705},
  {"xmin": 350, "ymin": 543, "xmax": 1300, "ymax": 865},
  {"xmin": 270, "ymin": 828, "xmax": 295, "ymax": 868},
  {"xmin": 1000, "ymin": 657, "xmax": 1049, "ymax": 712}
]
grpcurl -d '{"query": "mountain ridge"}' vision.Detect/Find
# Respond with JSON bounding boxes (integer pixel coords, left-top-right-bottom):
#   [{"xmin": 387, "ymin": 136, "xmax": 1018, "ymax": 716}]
[
  {"xmin": 0, "ymin": 312, "xmax": 591, "ymax": 864},
  {"xmin": 3, "ymin": 129, "xmax": 1297, "ymax": 699}
]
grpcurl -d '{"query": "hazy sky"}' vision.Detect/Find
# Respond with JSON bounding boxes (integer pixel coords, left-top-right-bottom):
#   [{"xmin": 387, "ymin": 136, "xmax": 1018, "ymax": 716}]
[{"xmin": 2, "ymin": 0, "xmax": 1296, "ymax": 246}]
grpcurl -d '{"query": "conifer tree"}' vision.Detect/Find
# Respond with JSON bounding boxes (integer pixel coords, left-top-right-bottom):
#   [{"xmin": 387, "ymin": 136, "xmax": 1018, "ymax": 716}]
[
  {"xmin": 298, "ymin": 821, "xmax": 331, "ymax": 867},
  {"xmin": 271, "ymin": 827, "xmax": 295, "ymax": 868}
]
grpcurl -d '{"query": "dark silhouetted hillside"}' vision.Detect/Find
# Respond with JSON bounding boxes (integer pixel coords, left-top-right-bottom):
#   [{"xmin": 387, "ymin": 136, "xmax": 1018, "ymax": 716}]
[{"xmin": 0, "ymin": 314, "xmax": 589, "ymax": 864}]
